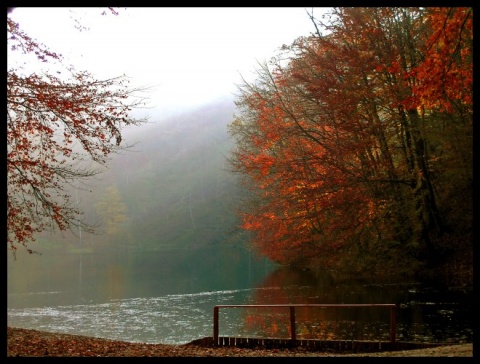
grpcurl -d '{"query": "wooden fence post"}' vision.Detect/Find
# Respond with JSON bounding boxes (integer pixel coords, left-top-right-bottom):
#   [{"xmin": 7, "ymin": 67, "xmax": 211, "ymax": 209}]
[
  {"xmin": 390, "ymin": 305, "xmax": 396, "ymax": 343},
  {"xmin": 289, "ymin": 306, "xmax": 296, "ymax": 341},
  {"xmin": 213, "ymin": 306, "xmax": 219, "ymax": 346}
]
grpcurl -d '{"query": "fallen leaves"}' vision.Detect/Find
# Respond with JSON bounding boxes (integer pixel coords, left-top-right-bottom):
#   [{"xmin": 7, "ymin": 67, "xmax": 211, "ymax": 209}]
[{"xmin": 7, "ymin": 327, "xmax": 473, "ymax": 357}]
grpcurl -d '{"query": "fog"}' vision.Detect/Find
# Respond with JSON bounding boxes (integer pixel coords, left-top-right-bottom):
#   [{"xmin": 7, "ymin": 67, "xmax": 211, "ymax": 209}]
[{"xmin": 8, "ymin": 7, "xmax": 329, "ymax": 117}]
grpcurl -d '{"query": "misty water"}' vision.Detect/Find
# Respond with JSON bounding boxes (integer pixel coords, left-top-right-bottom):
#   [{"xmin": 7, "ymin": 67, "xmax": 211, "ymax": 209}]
[{"xmin": 8, "ymin": 246, "xmax": 472, "ymax": 345}]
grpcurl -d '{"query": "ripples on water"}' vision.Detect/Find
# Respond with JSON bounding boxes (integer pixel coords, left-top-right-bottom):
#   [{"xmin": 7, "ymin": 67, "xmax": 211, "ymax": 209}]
[
  {"xmin": 8, "ymin": 288, "xmax": 265, "ymax": 344},
  {"xmin": 7, "ymin": 285, "xmax": 472, "ymax": 345}
]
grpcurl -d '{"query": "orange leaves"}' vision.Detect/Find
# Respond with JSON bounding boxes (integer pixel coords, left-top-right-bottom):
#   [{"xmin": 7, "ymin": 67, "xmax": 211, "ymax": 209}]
[
  {"xmin": 386, "ymin": 61, "xmax": 401, "ymax": 74},
  {"xmin": 254, "ymin": 154, "xmax": 274, "ymax": 176},
  {"xmin": 231, "ymin": 63, "xmax": 365, "ymax": 265},
  {"xmin": 229, "ymin": 7, "xmax": 472, "ymax": 272},
  {"xmin": 409, "ymin": 7, "xmax": 473, "ymax": 112},
  {"xmin": 242, "ymin": 217, "xmax": 261, "ymax": 231}
]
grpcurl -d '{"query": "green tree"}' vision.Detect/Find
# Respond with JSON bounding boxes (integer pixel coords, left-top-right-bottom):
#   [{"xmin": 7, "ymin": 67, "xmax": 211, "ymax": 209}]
[{"xmin": 95, "ymin": 185, "xmax": 129, "ymax": 237}]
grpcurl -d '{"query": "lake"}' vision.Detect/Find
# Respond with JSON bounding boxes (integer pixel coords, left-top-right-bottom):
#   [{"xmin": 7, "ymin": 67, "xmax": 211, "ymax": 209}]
[{"xmin": 7, "ymin": 246, "xmax": 473, "ymax": 345}]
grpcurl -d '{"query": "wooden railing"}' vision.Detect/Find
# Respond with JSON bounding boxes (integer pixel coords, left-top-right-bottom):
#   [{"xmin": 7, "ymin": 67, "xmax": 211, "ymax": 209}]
[{"xmin": 213, "ymin": 304, "xmax": 396, "ymax": 346}]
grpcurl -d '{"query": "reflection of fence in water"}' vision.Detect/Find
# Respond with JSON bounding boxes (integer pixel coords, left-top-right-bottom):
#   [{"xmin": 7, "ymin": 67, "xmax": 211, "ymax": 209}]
[
  {"xmin": 241, "ymin": 306, "xmax": 290, "ymax": 338},
  {"xmin": 298, "ymin": 320, "xmax": 391, "ymax": 341},
  {"xmin": 217, "ymin": 305, "xmax": 394, "ymax": 342}
]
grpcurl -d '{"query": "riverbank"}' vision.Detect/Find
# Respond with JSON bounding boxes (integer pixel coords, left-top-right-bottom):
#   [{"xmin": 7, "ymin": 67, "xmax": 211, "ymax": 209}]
[{"xmin": 7, "ymin": 327, "xmax": 473, "ymax": 357}]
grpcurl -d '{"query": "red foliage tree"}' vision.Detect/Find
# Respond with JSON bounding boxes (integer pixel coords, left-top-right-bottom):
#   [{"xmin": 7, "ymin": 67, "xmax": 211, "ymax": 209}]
[
  {"xmin": 408, "ymin": 7, "xmax": 473, "ymax": 113},
  {"xmin": 7, "ymin": 12, "xmax": 147, "ymax": 255},
  {"xmin": 229, "ymin": 7, "xmax": 472, "ymax": 275},
  {"xmin": 230, "ymin": 59, "xmax": 376, "ymax": 269}
]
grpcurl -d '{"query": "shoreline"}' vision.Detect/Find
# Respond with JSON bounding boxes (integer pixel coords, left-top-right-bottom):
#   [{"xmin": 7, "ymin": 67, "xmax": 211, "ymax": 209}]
[{"xmin": 7, "ymin": 326, "xmax": 473, "ymax": 357}]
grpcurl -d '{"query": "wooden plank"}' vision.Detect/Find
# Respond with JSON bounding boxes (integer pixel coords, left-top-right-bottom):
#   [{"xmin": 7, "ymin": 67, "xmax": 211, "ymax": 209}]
[{"xmin": 196, "ymin": 337, "xmax": 446, "ymax": 353}]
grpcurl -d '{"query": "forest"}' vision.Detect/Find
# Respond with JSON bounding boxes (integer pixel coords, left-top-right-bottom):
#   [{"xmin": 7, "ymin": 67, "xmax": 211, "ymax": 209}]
[
  {"xmin": 8, "ymin": 8, "xmax": 472, "ymax": 286},
  {"xmin": 227, "ymin": 8, "xmax": 472, "ymax": 282}
]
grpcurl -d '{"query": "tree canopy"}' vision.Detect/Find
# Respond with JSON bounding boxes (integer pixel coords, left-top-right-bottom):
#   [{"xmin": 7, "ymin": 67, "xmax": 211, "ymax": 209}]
[{"xmin": 228, "ymin": 7, "xmax": 472, "ymax": 277}]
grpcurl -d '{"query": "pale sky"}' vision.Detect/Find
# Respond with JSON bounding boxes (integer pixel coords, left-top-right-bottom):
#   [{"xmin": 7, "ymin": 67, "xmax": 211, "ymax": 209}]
[{"xmin": 8, "ymin": 7, "xmax": 329, "ymax": 119}]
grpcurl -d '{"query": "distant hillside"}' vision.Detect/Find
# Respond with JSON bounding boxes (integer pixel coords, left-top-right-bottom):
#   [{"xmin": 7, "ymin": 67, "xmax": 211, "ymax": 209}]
[{"xmin": 44, "ymin": 96, "xmax": 248, "ymax": 252}]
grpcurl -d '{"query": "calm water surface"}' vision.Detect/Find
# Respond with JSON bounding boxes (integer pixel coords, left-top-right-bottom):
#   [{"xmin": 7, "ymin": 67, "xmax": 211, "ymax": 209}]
[{"xmin": 7, "ymin": 247, "xmax": 473, "ymax": 344}]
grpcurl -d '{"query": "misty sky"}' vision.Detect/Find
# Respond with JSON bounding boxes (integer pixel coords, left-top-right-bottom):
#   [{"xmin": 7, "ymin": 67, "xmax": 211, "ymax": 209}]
[{"xmin": 8, "ymin": 7, "xmax": 329, "ymax": 119}]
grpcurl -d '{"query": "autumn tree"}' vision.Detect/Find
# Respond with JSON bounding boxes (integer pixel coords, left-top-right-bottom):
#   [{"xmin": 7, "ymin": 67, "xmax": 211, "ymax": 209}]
[
  {"xmin": 228, "ymin": 7, "xmax": 472, "ymax": 277},
  {"xmin": 230, "ymin": 54, "xmax": 378, "ymax": 269},
  {"xmin": 7, "ymin": 9, "xmax": 148, "ymax": 255}
]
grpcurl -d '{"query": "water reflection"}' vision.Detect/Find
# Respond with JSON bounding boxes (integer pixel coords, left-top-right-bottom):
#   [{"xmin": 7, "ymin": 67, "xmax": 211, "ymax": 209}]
[
  {"xmin": 237, "ymin": 267, "xmax": 473, "ymax": 343},
  {"xmin": 7, "ymin": 249, "xmax": 472, "ymax": 344}
]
